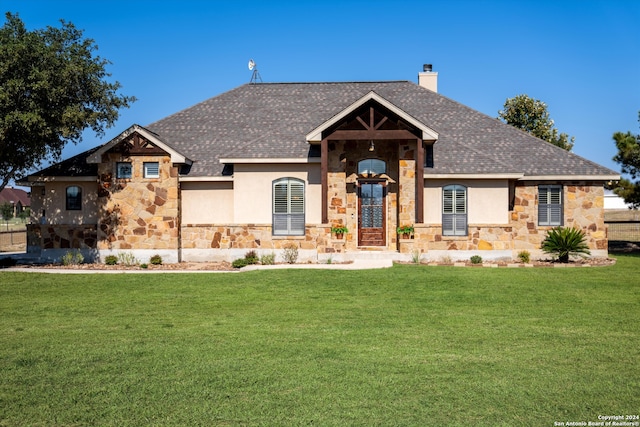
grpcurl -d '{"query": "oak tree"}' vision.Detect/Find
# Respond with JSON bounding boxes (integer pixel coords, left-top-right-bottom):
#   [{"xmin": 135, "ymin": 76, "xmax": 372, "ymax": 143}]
[
  {"xmin": 0, "ymin": 12, "xmax": 135, "ymax": 192},
  {"xmin": 499, "ymin": 94, "xmax": 575, "ymax": 151}
]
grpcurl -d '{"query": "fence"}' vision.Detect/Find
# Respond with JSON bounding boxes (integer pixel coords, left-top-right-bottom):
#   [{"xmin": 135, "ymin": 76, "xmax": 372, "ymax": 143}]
[
  {"xmin": 0, "ymin": 230, "xmax": 26, "ymax": 252},
  {"xmin": 606, "ymin": 221, "xmax": 640, "ymax": 242}
]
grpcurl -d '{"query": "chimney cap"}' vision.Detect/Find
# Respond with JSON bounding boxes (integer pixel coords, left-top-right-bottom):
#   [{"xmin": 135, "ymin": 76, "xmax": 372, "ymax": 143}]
[{"xmin": 423, "ymin": 64, "xmax": 433, "ymax": 72}]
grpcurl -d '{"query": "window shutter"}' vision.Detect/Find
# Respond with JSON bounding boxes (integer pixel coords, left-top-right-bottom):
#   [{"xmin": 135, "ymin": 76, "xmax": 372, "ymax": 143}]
[
  {"xmin": 442, "ymin": 185, "xmax": 467, "ymax": 236},
  {"xmin": 273, "ymin": 178, "xmax": 305, "ymax": 236},
  {"xmin": 538, "ymin": 185, "xmax": 562, "ymax": 226}
]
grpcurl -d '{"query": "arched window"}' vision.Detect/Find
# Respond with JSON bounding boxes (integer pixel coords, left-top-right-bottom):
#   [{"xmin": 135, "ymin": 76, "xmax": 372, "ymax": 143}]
[
  {"xmin": 66, "ymin": 186, "xmax": 82, "ymax": 211},
  {"xmin": 442, "ymin": 185, "xmax": 466, "ymax": 236},
  {"xmin": 358, "ymin": 159, "xmax": 386, "ymax": 176},
  {"xmin": 273, "ymin": 178, "xmax": 305, "ymax": 236}
]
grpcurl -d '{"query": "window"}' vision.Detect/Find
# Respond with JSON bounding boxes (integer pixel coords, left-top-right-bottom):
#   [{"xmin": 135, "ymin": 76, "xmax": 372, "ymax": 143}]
[
  {"xmin": 358, "ymin": 159, "xmax": 386, "ymax": 176},
  {"xmin": 538, "ymin": 185, "xmax": 563, "ymax": 226},
  {"xmin": 66, "ymin": 186, "xmax": 82, "ymax": 210},
  {"xmin": 144, "ymin": 162, "xmax": 159, "ymax": 178},
  {"xmin": 442, "ymin": 185, "xmax": 467, "ymax": 236},
  {"xmin": 273, "ymin": 178, "xmax": 305, "ymax": 236},
  {"xmin": 116, "ymin": 162, "xmax": 132, "ymax": 179}
]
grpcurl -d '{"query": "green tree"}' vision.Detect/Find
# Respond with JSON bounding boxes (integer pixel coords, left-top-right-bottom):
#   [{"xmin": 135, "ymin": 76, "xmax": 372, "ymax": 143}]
[
  {"xmin": 498, "ymin": 94, "xmax": 575, "ymax": 151},
  {"xmin": 1, "ymin": 202, "xmax": 13, "ymax": 230},
  {"xmin": 610, "ymin": 111, "xmax": 640, "ymax": 209},
  {"xmin": 0, "ymin": 12, "xmax": 135, "ymax": 192}
]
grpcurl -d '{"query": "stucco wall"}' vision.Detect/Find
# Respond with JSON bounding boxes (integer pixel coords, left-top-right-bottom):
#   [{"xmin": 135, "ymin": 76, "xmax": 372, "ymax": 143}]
[
  {"xmin": 232, "ymin": 163, "xmax": 322, "ymax": 225},
  {"xmin": 424, "ymin": 179, "xmax": 509, "ymax": 225},
  {"xmin": 30, "ymin": 181, "xmax": 99, "ymax": 225},
  {"xmin": 181, "ymin": 181, "xmax": 234, "ymax": 224}
]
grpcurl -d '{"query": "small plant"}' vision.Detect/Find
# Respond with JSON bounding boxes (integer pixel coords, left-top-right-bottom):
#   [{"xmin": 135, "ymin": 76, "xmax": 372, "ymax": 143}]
[
  {"xmin": 260, "ymin": 252, "xmax": 276, "ymax": 265},
  {"xmin": 470, "ymin": 255, "xmax": 483, "ymax": 264},
  {"xmin": 326, "ymin": 254, "xmax": 333, "ymax": 264},
  {"xmin": 117, "ymin": 252, "xmax": 138, "ymax": 266},
  {"xmin": 149, "ymin": 254, "xmax": 163, "ymax": 265},
  {"xmin": 104, "ymin": 255, "xmax": 118, "ymax": 265},
  {"xmin": 439, "ymin": 255, "xmax": 453, "ymax": 265},
  {"xmin": 397, "ymin": 225, "xmax": 414, "ymax": 236},
  {"xmin": 517, "ymin": 250, "xmax": 531, "ymax": 263},
  {"xmin": 282, "ymin": 244, "xmax": 299, "ymax": 264},
  {"xmin": 61, "ymin": 249, "xmax": 84, "ymax": 266},
  {"xmin": 411, "ymin": 249, "xmax": 421, "ymax": 264},
  {"xmin": 232, "ymin": 258, "xmax": 249, "ymax": 269},
  {"xmin": 244, "ymin": 250, "xmax": 259, "ymax": 265},
  {"xmin": 331, "ymin": 226, "xmax": 348, "ymax": 237},
  {"xmin": 140, "ymin": 263, "xmax": 148, "ymax": 269},
  {"xmin": 541, "ymin": 226, "xmax": 591, "ymax": 263}
]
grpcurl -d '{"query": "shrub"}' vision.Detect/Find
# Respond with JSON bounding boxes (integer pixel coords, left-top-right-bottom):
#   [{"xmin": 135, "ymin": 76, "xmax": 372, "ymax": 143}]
[
  {"xmin": 470, "ymin": 255, "xmax": 483, "ymax": 264},
  {"xmin": 517, "ymin": 250, "xmax": 531, "ymax": 263},
  {"xmin": 0, "ymin": 257, "xmax": 17, "ymax": 268},
  {"xmin": 140, "ymin": 263, "xmax": 148, "ymax": 269},
  {"xmin": 244, "ymin": 250, "xmax": 258, "ymax": 265},
  {"xmin": 149, "ymin": 254, "xmax": 163, "ymax": 265},
  {"xmin": 411, "ymin": 250, "xmax": 421, "ymax": 264},
  {"xmin": 260, "ymin": 252, "xmax": 275, "ymax": 265},
  {"xmin": 232, "ymin": 258, "xmax": 249, "ymax": 269},
  {"xmin": 117, "ymin": 252, "xmax": 138, "ymax": 266},
  {"xmin": 104, "ymin": 255, "xmax": 118, "ymax": 265},
  {"xmin": 541, "ymin": 226, "xmax": 591, "ymax": 263},
  {"xmin": 61, "ymin": 250, "xmax": 84, "ymax": 266},
  {"xmin": 282, "ymin": 244, "xmax": 299, "ymax": 264}
]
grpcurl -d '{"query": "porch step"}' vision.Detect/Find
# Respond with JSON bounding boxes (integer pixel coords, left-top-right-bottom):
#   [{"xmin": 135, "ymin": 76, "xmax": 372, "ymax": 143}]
[{"xmin": 341, "ymin": 251, "xmax": 406, "ymax": 262}]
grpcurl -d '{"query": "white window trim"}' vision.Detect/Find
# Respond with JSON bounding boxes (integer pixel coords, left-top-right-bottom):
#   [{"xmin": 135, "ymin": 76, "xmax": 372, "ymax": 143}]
[
  {"xmin": 442, "ymin": 184, "xmax": 467, "ymax": 236},
  {"xmin": 272, "ymin": 177, "xmax": 305, "ymax": 236},
  {"xmin": 144, "ymin": 162, "xmax": 160, "ymax": 179},
  {"xmin": 538, "ymin": 185, "xmax": 563, "ymax": 226}
]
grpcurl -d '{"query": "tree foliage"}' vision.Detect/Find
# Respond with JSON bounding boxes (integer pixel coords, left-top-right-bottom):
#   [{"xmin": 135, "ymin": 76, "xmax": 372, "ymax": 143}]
[
  {"xmin": 610, "ymin": 111, "xmax": 640, "ymax": 209},
  {"xmin": 0, "ymin": 12, "xmax": 135, "ymax": 192},
  {"xmin": 498, "ymin": 94, "xmax": 575, "ymax": 151}
]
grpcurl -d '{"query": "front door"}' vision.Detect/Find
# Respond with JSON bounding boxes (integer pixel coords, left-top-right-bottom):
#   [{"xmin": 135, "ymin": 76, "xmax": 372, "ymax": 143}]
[{"xmin": 358, "ymin": 182, "xmax": 386, "ymax": 246}]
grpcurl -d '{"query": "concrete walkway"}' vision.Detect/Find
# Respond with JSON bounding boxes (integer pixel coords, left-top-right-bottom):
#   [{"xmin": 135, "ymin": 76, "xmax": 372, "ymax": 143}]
[{"xmin": 1, "ymin": 258, "xmax": 394, "ymax": 274}]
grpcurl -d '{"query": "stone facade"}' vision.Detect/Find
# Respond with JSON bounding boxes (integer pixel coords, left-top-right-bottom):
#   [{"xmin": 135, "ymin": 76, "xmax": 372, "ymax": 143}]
[
  {"xmin": 27, "ymin": 224, "xmax": 97, "ymax": 251},
  {"xmin": 401, "ymin": 182, "xmax": 607, "ymax": 260},
  {"xmin": 96, "ymin": 153, "xmax": 179, "ymax": 252},
  {"xmin": 325, "ymin": 140, "xmax": 416, "ymax": 252}
]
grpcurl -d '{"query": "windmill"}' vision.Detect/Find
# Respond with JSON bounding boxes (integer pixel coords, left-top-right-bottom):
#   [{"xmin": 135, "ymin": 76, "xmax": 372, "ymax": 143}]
[{"xmin": 248, "ymin": 59, "xmax": 262, "ymax": 84}]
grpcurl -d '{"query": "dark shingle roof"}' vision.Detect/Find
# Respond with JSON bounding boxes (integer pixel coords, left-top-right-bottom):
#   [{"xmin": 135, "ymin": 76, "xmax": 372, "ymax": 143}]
[{"xmin": 146, "ymin": 81, "xmax": 618, "ymax": 178}]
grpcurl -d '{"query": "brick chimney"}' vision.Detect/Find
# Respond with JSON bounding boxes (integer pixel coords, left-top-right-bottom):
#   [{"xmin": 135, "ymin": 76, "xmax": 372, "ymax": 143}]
[{"xmin": 418, "ymin": 64, "xmax": 438, "ymax": 92}]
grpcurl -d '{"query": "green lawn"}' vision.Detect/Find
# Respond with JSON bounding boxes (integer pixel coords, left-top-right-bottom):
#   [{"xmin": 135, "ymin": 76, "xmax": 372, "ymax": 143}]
[{"xmin": 1, "ymin": 255, "xmax": 639, "ymax": 426}]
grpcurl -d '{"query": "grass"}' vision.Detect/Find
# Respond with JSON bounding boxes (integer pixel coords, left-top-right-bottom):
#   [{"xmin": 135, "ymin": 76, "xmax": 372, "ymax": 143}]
[{"xmin": 1, "ymin": 255, "xmax": 639, "ymax": 426}]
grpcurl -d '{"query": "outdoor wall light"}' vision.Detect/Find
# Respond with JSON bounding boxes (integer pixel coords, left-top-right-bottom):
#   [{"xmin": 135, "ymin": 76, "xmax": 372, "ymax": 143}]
[{"xmin": 368, "ymin": 140, "xmax": 375, "ymax": 152}]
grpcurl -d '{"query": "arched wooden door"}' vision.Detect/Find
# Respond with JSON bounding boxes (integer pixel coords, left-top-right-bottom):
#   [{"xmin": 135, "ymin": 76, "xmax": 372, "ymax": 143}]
[{"xmin": 358, "ymin": 181, "xmax": 386, "ymax": 246}]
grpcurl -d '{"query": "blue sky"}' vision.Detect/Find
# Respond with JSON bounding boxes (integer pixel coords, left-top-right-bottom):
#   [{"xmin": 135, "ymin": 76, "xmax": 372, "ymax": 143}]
[{"xmin": 3, "ymin": 0, "xmax": 639, "ymax": 178}]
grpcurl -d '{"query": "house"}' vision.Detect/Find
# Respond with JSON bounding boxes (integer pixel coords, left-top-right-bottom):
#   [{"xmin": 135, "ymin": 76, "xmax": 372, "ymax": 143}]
[
  {"xmin": 19, "ymin": 66, "xmax": 620, "ymax": 263},
  {"xmin": 0, "ymin": 187, "xmax": 30, "ymax": 218}
]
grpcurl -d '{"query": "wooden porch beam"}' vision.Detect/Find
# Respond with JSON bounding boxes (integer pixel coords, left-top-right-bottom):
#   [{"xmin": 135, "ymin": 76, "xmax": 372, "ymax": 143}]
[
  {"xmin": 321, "ymin": 137, "xmax": 328, "ymax": 224},
  {"xmin": 416, "ymin": 138, "xmax": 424, "ymax": 223},
  {"xmin": 328, "ymin": 129, "xmax": 418, "ymax": 141}
]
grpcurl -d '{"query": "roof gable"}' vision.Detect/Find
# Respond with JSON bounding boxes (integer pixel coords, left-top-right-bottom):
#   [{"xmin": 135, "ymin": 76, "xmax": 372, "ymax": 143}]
[
  {"xmin": 306, "ymin": 91, "xmax": 438, "ymax": 143},
  {"xmin": 86, "ymin": 125, "xmax": 191, "ymax": 165}
]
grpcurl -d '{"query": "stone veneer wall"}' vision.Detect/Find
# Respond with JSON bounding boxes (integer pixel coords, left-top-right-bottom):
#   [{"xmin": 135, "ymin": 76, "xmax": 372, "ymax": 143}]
[
  {"xmin": 404, "ymin": 182, "xmax": 607, "ymax": 259},
  {"xmin": 180, "ymin": 224, "xmax": 338, "ymax": 262},
  {"xmin": 96, "ymin": 154, "xmax": 179, "ymax": 252},
  {"xmin": 325, "ymin": 140, "xmax": 417, "ymax": 251},
  {"xmin": 27, "ymin": 224, "xmax": 98, "ymax": 251}
]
